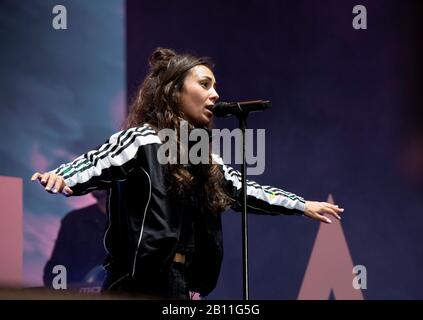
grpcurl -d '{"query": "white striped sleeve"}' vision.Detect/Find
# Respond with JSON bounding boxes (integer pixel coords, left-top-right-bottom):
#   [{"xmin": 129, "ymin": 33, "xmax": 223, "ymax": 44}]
[
  {"xmin": 51, "ymin": 124, "xmax": 161, "ymax": 194},
  {"xmin": 212, "ymin": 153, "xmax": 305, "ymax": 215}
]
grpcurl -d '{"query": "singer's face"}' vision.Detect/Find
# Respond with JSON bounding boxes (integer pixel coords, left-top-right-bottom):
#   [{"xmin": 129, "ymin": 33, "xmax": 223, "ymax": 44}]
[{"xmin": 178, "ymin": 65, "xmax": 219, "ymax": 127}]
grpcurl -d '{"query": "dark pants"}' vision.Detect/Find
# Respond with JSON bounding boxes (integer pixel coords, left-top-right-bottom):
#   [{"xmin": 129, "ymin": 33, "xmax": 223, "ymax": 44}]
[{"xmin": 102, "ymin": 261, "xmax": 189, "ymax": 300}]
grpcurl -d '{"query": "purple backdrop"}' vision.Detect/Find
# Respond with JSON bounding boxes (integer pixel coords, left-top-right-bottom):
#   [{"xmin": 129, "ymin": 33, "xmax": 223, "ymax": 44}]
[
  {"xmin": 126, "ymin": 0, "xmax": 423, "ymax": 299},
  {"xmin": 1, "ymin": 0, "xmax": 421, "ymax": 299}
]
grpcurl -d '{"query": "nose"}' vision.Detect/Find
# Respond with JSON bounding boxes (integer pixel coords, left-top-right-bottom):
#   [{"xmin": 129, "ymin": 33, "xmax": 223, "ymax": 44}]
[{"xmin": 210, "ymin": 88, "xmax": 219, "ymax": 103}]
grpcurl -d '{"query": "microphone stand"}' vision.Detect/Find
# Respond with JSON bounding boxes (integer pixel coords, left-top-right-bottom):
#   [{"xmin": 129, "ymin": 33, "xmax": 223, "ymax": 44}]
[
  {"xmin": 238, "ymin": 111, "xmax": 249, "ymax": 300},
  {"xmin": 214, "ymin": 100, "xmax": 270, "ymax": 300}
]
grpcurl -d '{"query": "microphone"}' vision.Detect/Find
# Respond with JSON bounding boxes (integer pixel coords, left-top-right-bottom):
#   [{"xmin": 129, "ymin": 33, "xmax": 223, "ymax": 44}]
[{"xmin": 212, "ymin": 100, "xmax": 271, "ymax": 117}]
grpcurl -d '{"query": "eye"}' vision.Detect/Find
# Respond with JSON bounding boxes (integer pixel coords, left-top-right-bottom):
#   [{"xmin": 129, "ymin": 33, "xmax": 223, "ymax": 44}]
[{"xmin": 200, "ymin": 81, "xmax": 209, "ymax": 89}]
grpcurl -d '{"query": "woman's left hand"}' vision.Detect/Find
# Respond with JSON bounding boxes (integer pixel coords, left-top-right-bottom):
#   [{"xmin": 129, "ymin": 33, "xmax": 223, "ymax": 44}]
[{"xmin": 304, "ymin": 201, "xmax": 344, "ymax": 224}]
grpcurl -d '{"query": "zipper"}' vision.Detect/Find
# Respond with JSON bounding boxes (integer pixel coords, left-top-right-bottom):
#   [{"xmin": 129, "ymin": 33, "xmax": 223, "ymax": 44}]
[{"xmin": 131, "ymin": 167, "xmax": 152, "ymax": 278}]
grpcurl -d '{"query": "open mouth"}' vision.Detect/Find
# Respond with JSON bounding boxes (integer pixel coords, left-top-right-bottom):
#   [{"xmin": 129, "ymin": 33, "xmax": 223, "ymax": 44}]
[{"xmin": 205, "ymin": 108, "xmax": 213, "ymax": 117}]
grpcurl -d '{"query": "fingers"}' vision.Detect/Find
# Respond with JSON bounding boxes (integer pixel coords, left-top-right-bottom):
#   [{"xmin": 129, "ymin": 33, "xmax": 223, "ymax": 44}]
[
  {"xmin": 304, "ymin": 208, "xmax": 332, "ymax": 224},
  {"xmin": 52, "ymin": 176, "xmax": 64, "ymax": 194},
  {"xmin": 322, "ymin": 203, "xmax": 344, "ymax": 220},
  {"xmin": 316, "ymin": 214, "xmax": 332, "ymax": 224},
  {"xmin": 328, "ymin": 203, "xmax": 341, "ymax": 210},
  {"xmin": 41, "ymin": 173, "xmax": 50, "ymax": 187},
  {"xmin": 331, "ymin": 203, "xmax": 345, "ymax": 213},
  {"xmin": 31, "ymin": 172, "xmax": 41, "ymax": 181},
  {"xmin": 304, "ymin": 200, "xmax": 345, "ymax": 224},
  {"xmin": 44, "ymin": 174, "xmax": 58, "ymax": 192},
  {"xmin": 31, "ymin": 172, "xmax": 72, "ymax": 196},
  {"xmin": 63, "ymin": 186, "xmax": 74, "ymax": 196},
  {"xmin": 316, "ymin": 203, "xmax": 345, "ymax": 223},
  {"xmin": 323, "ymin": 206, "xmax": 342, "ymax": 220}
]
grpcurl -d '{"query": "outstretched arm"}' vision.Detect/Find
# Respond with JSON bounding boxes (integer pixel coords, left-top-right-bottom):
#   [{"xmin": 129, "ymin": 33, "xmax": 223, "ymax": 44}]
[
  {"xmin": 213, "ymin": 154, "xmax": 343, "ymax": 223},
  {"xmin": 31, "ymin": 124, "xmax": 160, "ymax": 196}
]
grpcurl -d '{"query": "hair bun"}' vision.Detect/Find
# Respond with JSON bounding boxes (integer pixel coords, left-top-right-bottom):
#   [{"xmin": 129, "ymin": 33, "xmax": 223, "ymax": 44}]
[{"xmin": 149, "ymin": 47, "xmax": 176, "ymax": 73}]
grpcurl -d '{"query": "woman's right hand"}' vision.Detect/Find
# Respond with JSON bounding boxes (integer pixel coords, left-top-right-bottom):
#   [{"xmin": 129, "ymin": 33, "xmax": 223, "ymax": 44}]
[{"xmin": 31, "ymin": 172, "xmax": 74, "ymax": 196}]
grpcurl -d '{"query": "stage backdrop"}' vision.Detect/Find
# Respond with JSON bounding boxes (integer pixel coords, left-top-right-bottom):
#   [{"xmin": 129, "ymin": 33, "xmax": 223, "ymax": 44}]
[
  {"xmin": 126, "ymin": 0, "xmax": 422, "ymax": 299},
  {"xmin": 0, "ymin": 0, "xmax": 422, "ymax": 299},
  {"xmin": 0, "ymin": 0, "xmax": 125, "ymax": 286}
]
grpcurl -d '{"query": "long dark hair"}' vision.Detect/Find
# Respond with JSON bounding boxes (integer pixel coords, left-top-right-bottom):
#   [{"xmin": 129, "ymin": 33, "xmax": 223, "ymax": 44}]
[{"xmin": 124, "ymin": 47, "xmax": 234, "ymax": 215}]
